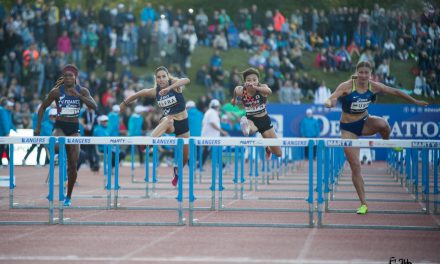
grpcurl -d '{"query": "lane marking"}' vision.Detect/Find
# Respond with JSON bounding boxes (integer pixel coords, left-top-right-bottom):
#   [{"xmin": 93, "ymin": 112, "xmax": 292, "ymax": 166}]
[{"xmin": 0, "ymin": 255, "xmax": 389, "ymax": 263}]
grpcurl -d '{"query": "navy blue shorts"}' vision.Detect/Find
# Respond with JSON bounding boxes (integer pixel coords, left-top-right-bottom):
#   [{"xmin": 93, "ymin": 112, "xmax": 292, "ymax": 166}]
[
  {"xmin": 174, "ymin": 118, "xmax": 189, "ymax": 136},
  {"xmin": 340, "ymin": 115, "xmax": 368, "ymax": 136},
  {"xmin": 54, "ymin": 120, "xmax": 80, "ymax": 136}
]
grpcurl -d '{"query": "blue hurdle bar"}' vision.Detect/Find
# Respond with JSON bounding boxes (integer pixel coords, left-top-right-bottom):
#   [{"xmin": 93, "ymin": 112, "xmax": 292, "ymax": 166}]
[
  {"xmin": 318, "ymin": 139, "xmax": 440, "ymax": 230},
  {"xmin": 1, "ymin": 137, "xmax": 56, "ymax": 225}
]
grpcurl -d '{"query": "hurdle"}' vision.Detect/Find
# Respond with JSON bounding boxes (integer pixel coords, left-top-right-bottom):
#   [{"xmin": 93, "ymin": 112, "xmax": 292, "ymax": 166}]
[
  {"xmin": 0, "ymin": 136, "xmax": 56, "ymax": 225},
  {"xmin": 188, "ymin": 137, "xmax": 314, "ymax": 228},
  {"xmin": 250, "ymin": 146, "xmax": 308, "ymax": 193},
  {"xmin": 57, "ymin": 136, "xmax": 185, "ymax": 226},
  {"xmin": 316, "ymin": 138, "xmax": 440, "ymax": 230}
]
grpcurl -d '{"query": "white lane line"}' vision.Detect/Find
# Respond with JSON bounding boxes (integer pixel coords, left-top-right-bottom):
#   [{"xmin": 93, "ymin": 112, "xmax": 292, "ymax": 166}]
[
  {"xmin": 0, "ymin": 255, "xmax": 392, "ymax": 263},
  {"xmin": 296, "ymin": 227, "xmax": 316, "ymax": 260},
  {"xmin": 114, "ymin": 192, "xmax": 242, "ymax": 263}
]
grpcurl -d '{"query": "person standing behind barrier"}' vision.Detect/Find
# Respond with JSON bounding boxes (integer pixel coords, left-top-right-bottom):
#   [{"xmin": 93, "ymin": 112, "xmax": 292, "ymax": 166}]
[
  {"xmin": 120, "ymin": 66, "xmax": 191, "ymax": 187},
  {"xmin": 231, "ymin": 67, "xmax": 282, "ymax": 160},
  {"xmin": 128, "ymin": 105, "xmax": 146, "ymax": 165},
  {"xmin": 324, "ymin": 61, "xmax": 429, "ymax": 215},
  {"xmin": 108, "ymin": 105, "xmax": 121, "ymax": 136},
  {"xmin": 22, "ymin": 104, "xmax": 49, "ymax": 166},
  {"xmin": 300, "ymin": 108, "xmax": 320, "ymax": 159},
  {"xmin": 201, "ymin": 99, "xmax": 228, "ymax": 168},
  {"xmin": 34, "ymin": 64, "xmax": 97, "ymax": 207},
  {"xmin": 80, "ymin": 104, "xmax": 99, "ymax": 171},
  {"xmin": 0, "ymin": 98, "xmax": 16, "ymax": 168},
  {"xmin": 23, "ymin": 108, "xmax": 57, "ymax": 166},
  {"xmin": 186, "ymin": 100, "xmax": 203, "ymax": 137},
  {"xmin": 93, "ymin": 115, "xmax": 126, "ymax": 167}
]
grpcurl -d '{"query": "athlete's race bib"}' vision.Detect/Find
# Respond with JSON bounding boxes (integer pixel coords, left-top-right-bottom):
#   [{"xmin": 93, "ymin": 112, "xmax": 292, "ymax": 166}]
[
  {"xmin": 157, "ymin": 96, "xmax": 177, "ymax": 108},
  {"xmin": 59, "ymin": 107, "xmax": 80, "ymax": 117},
  {"xmin": 350, "ymin": 101, "xmax": 370, "ymax": 112},
  {"xmin": 245, "ymin": 104, "xmax": 266, "ymax": 114}
]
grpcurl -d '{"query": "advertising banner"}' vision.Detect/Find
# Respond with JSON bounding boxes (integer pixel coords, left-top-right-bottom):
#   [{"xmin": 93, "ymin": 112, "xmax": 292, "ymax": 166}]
[{"xmin": 267, "ymin": 104, "xmax": 440, "ymax": 160}]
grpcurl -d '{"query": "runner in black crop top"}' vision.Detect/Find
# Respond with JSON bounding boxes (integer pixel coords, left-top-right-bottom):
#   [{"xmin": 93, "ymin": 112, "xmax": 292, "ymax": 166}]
[
  {"xmin": 231, "ymin": 67, "xmax": 282, "ymax": 160},
  {"xmin": 119, "ymin": 66, "xmax": 191, "ymax": 187}
]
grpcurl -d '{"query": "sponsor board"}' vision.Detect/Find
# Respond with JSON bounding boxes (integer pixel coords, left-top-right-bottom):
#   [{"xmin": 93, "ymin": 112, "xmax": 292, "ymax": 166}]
[
  {"xmin": 196, "ymin": 139, "xmax": 221, "ymax": 146},
  {"xmin": 66, "ymin": 138, "xmax": 91, "ymax": 144},
  {"xmin": 21, "ymin": 137, "xmax": 46, "ymax": 144},
  {"xmin": 282, "ymin": 140, "xmax": 308, "ymax": 146},
  {"xmin": 109, "ymin": 138, "xmax": 128, "ymax": 144},
  {"xmin": 152, "ymin": 138, "xmax": 177, "ymax": 145},
  {"xmin": 325, "ymin": 139, "xmax": 353, "ymax": 147},
  {"xmin": 368, "ymin": 141, "xmax": 401, "ymax": 148},
  {"xmin": 238, "ymin": 139, "xmax": 264, "ymax": 146},
  {"xmin": 268, "ymin": 104, "xmax": 440, "ymax": 139},
  {"xmin": 411, "ymin": 141, "xmax": 440, "ymax": 149}
]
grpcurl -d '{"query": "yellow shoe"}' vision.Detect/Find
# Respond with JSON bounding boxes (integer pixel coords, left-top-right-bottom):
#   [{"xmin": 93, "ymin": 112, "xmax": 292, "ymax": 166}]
[{"xmin": 356, "ymin": 204, "xmax": 368, "ymax": 215}]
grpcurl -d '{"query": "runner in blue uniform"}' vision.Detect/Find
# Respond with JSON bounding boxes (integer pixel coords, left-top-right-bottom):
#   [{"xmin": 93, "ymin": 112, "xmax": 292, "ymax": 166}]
[
  {"xmin": 35, "ymin": 64, "xmax": 97, "ymax": 206},
  {"xmin": 231, "ymin": 67, "xmax": 282, "ymax": 159},
  {"xmin": 120, "ymin": 66, "xmax": 190, "ymax": 187},
  {"xmin": 325, "ymin": 61, "xmax": 429, "ymax": 214}
]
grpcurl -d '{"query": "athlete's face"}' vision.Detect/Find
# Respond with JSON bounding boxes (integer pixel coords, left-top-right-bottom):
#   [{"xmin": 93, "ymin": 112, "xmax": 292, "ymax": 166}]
[
  {"xmin": 356, "ymin": 66, "xmax": 371, "ymax": 83},
  {"xmin": 245, "ymin": 74, "xmax": 259, "ymax": 88},
  {"xmin": 63, "ymin": 71, "xmax": 75, "ymax": 86},
  {"xmin": 156, "ymin": 70, "xmax": 169, "ymax": 88}
]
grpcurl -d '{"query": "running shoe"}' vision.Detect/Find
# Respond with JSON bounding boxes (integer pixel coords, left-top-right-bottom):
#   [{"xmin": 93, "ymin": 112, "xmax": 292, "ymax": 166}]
[
  {"xmin": 240, "ymin": 116, "xmax": 250, "ymax": 136},
  {"xmin": 356, "ymin": 204, "xmax": 368, "ymax": 214},
  {"xmin": 265, "ymin": 147, "xmax": 271, "ymax": 160},
  {"xmin": 171, "ymin": 167, "xmax": 178, "ymax": 187},
  {"xmin": 63, "ymin": 197, "xmax": 71, "ymax": 207}
]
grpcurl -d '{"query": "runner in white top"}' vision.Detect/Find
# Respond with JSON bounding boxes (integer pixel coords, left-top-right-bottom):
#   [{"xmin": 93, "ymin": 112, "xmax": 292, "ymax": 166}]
[{"xmin": 200, "ymin": 99, "xmax": 228, "ymax": 167}]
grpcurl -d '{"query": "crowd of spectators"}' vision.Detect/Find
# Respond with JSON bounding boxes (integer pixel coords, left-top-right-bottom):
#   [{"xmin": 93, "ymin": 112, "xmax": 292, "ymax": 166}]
[
  {"xmin": 194, "ymin": 3, "xmax": 439, "ymax": 105},
  {"xmin": 0, "ymin": 0, "xmax": 439, "ymax": 138}
]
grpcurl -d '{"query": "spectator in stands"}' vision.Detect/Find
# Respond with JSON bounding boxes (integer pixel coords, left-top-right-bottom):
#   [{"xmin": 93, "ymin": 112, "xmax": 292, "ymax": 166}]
[
  {"xmin": 238, "ymin": 29, "xmax": 253, "ymax": 51},
  {"xmin": 196, "ymin": 65, "xmax": 208, "ymax": 85},
  {"xmin": 335, "ymin": 45, "xmax": 352, "ymax": 71},
  {"xmin": 210, "ymin": 49, "xmax": 222, "ymax": 68},
  {"xmin": 414, "ymin": 70, "xmax": 432, "ymax": 98},
  {"xmin": 383, "ymin": 38, "xmax": 396, "ymax": 59},
  {"xmin": 427, "ymin": 71, "xmax": 438, "ymax": 97},
  {"xmin": 291, "ymin": 81, "xmax": 304, "ymax": 105},
  {"xmin": 314, "ymin": 81, "xmax": 331, "ymax": 104},
  {"xmin": 56, "ymin": 30, "xmax": 71, "ymax": 60},
  {"xmin": 278, "ymin": 80, "xmax": 295, "ymax": 104},
  {"xmin": 347, "ymin": 40, "xmax": 361, "ymax": 60},
  {"xmin": 211, "ymin": 81, "xmax": 226, "ymax": 103},
  {"xmin": 395, "ymin": 37, "xmax": 409, "ymax": 61},
  {"xmin": 290, "ymin": 44, "xmax": 304, "ymax": 70},
  {"xmin": 213, "ymin": 31, "xmax": 228, "ymax": 51}
]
